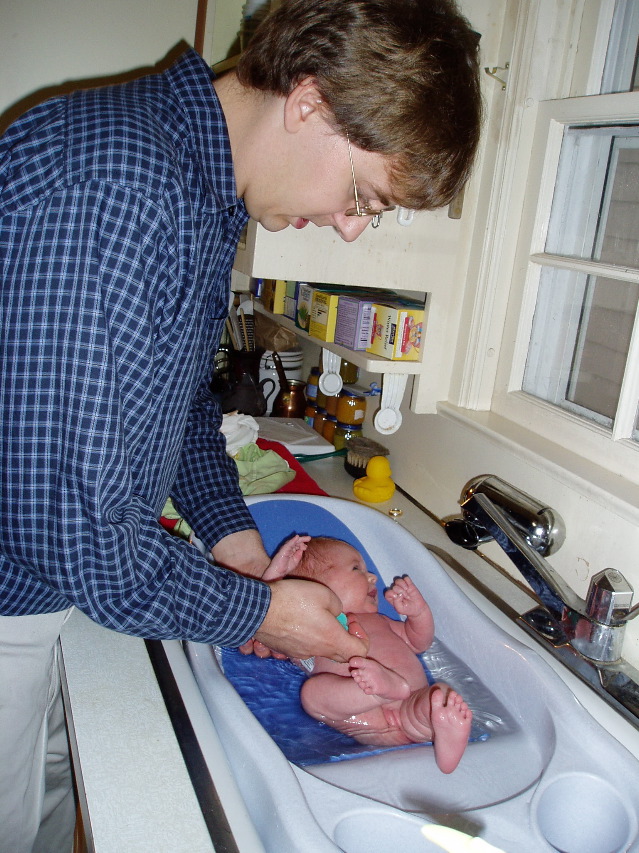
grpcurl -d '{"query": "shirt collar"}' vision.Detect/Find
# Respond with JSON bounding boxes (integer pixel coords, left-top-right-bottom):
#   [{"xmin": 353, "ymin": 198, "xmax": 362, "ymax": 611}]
[{"xmin": 164, "ymin": 48, "xmax": 246, "ymax": 217}]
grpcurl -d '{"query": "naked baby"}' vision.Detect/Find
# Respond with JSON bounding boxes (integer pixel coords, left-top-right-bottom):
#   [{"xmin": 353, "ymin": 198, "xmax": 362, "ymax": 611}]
[{"xmin": 264, "ymin": 535, "xmax": 472, "ymax": 774}]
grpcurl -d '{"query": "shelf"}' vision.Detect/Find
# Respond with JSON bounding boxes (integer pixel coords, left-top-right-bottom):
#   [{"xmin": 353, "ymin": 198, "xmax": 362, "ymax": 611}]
[{"xmin": 252, "ymin": 302, "xmax": 423, "ymax": 375}]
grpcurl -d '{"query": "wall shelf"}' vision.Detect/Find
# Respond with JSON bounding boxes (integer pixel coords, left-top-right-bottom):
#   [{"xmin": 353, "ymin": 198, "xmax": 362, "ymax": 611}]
[
  {"xmin": 252, "ymin": 301, "xmax": 418, "ymax": 434},
  {"xmin": 233, "ymin": 213, "xmax": 466, "ymax": 414},
  {"xmin": 252, "ymin": 301, "xmax": 423, "ymax": 376}
]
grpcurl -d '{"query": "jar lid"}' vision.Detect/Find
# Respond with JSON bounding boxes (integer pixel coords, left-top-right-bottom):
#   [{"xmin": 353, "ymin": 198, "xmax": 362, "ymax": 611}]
[{"xmin": 336, "ymin": 421, "xmax": 363, "ymax": 429}]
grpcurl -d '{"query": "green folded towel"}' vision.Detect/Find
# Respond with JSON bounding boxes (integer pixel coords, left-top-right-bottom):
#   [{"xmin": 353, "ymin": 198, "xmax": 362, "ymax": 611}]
[{"xmin": 234, "ymin": 443, "xmax": 296, "ymax": 495}]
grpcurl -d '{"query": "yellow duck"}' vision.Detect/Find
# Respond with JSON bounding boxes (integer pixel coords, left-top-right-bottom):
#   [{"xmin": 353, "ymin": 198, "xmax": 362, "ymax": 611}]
[{"xmin": 353, "ymin": 456, "xmax": 395, "ymax": 503}]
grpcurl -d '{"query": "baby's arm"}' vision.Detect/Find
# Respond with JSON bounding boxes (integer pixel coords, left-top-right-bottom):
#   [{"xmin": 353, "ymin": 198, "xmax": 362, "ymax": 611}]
[
  {"xmin": 384, "ymin": 575, "xmax": 435, "ymax": 653},
  {"xmin": 261, "ymin": 534, "xmax": 311, "ymax": 581}
]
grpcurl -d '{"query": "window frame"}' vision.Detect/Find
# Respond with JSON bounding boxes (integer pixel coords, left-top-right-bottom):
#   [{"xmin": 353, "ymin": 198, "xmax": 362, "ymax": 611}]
[{"xmin": 489, "ymin": 90, "xmax": 639, "ymax": 481}]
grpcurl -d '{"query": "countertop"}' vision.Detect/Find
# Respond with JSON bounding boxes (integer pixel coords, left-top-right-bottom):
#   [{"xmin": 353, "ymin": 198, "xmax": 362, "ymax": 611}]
[
  {"xmin": 60, "ymin": 454, "xmax": 639, "ymax": 851},
  {"xmin": 60, "ymin": 611, "xmax": 215, "ymax": 853}
]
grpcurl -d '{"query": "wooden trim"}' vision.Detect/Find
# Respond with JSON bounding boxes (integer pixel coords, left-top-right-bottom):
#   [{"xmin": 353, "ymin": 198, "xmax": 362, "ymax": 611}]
[
  {"xmin": 73, "ymin": 807, "xmax": 88, "ymax": 853},
  {"xmin": 194, "ymin": 0, "xmax": 208, "ymax": 56}
]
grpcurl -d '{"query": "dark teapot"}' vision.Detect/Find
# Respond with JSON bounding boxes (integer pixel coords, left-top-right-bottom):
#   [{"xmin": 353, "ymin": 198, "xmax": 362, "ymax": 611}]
[{"xmin": 222, "ymin": 372, "xmax": 275, "ymax": 416}]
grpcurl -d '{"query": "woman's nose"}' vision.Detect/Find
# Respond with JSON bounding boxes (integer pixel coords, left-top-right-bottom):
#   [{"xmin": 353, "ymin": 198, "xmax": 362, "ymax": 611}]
[{"xmin": 332, "ymin": 212, "xmax": 371, "ymax": 242}]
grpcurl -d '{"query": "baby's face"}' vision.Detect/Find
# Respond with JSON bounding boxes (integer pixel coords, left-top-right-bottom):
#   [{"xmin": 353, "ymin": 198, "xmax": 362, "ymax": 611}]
[{"xmin": 321, "ymin": 542, "xmax": 379, "ymax": 613}]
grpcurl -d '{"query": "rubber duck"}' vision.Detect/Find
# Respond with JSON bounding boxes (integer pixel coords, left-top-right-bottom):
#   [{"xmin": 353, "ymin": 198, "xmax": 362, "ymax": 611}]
[{"xmin": 353, "ymin": 455, "xmax": 395, "ymax": 503}]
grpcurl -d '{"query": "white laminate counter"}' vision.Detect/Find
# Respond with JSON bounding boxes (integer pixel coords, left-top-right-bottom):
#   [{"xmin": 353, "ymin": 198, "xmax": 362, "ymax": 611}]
[
  {"xmin": 60, "ymin": 613, "xmax": 215, "ymax": 853},
  {"xmin": 60, "ymin": 455, "xmax": 639, "ymax": 851}
]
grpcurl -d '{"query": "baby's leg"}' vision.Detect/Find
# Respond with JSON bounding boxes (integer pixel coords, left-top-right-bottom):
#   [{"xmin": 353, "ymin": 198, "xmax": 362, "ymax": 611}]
[
  {"xmin": 349, "ymin": 656, "xmax": 411, "ymax": 701},
  {"xmin": 398, "ymin": 684, "xmax": 472, "ymax": 774},
  {"xmin": 301, "ymin": 671, "xmax": 393, "ymax": 722}
]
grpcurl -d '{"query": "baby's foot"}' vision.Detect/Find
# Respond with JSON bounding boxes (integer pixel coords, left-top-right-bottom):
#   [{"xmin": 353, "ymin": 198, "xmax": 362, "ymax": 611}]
[
  {"xmin": 430, "ymin": 687, "xmax": 472, "ymax": 774},
  {"xmin": 349, "ymin": 656, "xmax": 410, "ymax": 700}
]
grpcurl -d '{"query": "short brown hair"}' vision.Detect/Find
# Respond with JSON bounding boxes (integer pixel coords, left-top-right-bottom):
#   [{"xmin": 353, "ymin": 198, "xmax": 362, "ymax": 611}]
[{"xmin": 237, "ymin": 0, "xmax": 482, "ymax": 210}]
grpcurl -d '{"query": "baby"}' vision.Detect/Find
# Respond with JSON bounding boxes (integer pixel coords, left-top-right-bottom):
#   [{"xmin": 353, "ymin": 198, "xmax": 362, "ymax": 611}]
[{"xmin": 264, "ymin": 535, "xmax": 472, "ymax": 774}]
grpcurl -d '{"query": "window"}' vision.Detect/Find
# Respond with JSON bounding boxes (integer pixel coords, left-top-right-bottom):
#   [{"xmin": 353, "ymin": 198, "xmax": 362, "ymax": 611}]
[
  {"xmin": 601, "ymin": 0, "xmax": 639, "ymax": 94},
  {"xmin": 522, "ymin": 123, "xmax": 639, "ymax": 440},
  {"xmin": 487, "ymin": 0, "xmax": 639, "ymax": 479}
]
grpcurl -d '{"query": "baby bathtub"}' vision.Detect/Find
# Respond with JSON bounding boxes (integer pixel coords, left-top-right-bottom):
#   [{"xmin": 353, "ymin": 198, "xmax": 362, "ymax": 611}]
[{"xmin": 178, "ymin": 494, "xmax": 639, "ymax": 853}]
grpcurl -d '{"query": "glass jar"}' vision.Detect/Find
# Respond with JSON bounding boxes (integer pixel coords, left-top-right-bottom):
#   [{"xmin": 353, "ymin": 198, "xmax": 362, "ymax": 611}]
[
  {"xmin": 304, "ymin": 403, "xmax": 317, "ymax": 426},
  {"xmin": 325, "ymin": 393, "xmax": 339, "ymax": 416},
  {"xmin": 313, "ymin": 407, "xmax": 327, "ymax": 434},
  {"xmin": 322, "ymin": 415, "xmax": 337, "ymax": 443},
  {"xmin": 339, "ymin": 359, "xmax": 359, "ymax": 385},
  {"xmin": 333, "ymin": 421, "xmax": 363, "ymax": 450},
  {"xmin": 305, "ymin": 367, "xmax": 319, "ymax": 402},
  {"xmin": 315, "ymin": 387, "xmax": 327, "ymax": 411},
  {"xmin": 336, "ymin": 389, "xmax": 366, "ymax": 425}
]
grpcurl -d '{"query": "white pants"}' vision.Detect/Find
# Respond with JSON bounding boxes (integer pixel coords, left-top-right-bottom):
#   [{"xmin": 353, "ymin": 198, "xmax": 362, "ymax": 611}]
[{"xmin": 0, "ymin": 609, "xmax": 76, "ymax": 853}]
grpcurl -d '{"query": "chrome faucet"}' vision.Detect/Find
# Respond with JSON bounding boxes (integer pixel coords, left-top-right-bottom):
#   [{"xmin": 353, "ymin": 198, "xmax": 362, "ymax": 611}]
[{"xmin": 444, "ymin": 475, "xmax": 639, "ymax": 726}]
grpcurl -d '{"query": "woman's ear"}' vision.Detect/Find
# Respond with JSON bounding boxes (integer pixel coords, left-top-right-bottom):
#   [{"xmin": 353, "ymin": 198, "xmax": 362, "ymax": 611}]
[{"xmin": 283, "ymin": 76, "xmax": 325, "ymax": 133}]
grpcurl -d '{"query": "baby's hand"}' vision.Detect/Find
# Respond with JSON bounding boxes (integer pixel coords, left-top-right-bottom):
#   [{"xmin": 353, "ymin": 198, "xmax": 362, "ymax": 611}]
[
  {"xmin": 345, "ymin": 614, "xmax": 368, "ymax": 643},
  {"xmin": 261, "ymin": 534, "xmax": 310, "ymax": 581},
  {"xmin": 384, "ymin": 575, "xmax": 427, "ymax": 617}
]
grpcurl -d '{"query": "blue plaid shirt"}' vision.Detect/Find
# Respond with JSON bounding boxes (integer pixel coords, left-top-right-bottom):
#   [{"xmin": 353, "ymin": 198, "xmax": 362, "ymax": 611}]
[{"xmin": 0, "ymin": 49, "xmax": 271, "ymax": 644}]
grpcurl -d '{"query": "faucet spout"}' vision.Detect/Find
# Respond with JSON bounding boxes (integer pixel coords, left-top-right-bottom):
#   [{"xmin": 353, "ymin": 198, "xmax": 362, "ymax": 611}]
[
  {"xmin": 444, "ymin": 475, "xmax": 637, "ymax": 665},
  {"xmin": 444, "ymin": 475, "xmax": 639, "ymax": 725},
  {"xmin": 467, "ymin": 491, "xmax": 584, "ymax": 618}
]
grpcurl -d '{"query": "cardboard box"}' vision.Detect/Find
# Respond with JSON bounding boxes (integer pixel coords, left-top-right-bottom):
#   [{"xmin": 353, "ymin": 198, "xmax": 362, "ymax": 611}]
[
  {"xmin": 297, "ymin": 283, "xmax": 398, "ymax": 340},
  {"xmin": 260, "ymin": 279, "xmax": 286, "ymax": 314},
  {"xmin": 295, "ymin": 282, "xmax": 315, "ymax": 331},
  {"xmin": 309, "ymin": 290, "xmax": 341, "ymax": 341},
  {"xmin": 283, "ymin": 281, "xmax": 298, "ymax": 320},
  {"xmin": 366, "ymin": 301, "xmax": 425, "ymax": 361},
  {"xmin": 334, "ymin": 295, "xmax": 375, "ymax": 350}
]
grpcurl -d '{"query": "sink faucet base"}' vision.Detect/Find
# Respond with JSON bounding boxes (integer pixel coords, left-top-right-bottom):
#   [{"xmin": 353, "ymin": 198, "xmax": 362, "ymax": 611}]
[{"xmin": 520, "ymin": 606, "xmax": 639, "ymax": 729}]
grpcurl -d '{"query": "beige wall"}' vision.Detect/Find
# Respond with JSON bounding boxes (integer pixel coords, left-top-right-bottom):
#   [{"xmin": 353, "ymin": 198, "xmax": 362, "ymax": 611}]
[{"xmin": 1, "ymin": 0, "xmax": 199, "ymax": 129}]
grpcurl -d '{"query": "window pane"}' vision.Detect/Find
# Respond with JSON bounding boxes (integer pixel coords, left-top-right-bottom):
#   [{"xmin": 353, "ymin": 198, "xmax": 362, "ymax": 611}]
[
  {"xmin": 523, "ymin": 266, "xmax": 639, "ymax": 425},
  {"xmin": 545, "ymin": 126, "xmax": 639, "ymax": 267},
  {"xmin": 601, "ymin": 0, "xmax": 639, "ymax": 94}
]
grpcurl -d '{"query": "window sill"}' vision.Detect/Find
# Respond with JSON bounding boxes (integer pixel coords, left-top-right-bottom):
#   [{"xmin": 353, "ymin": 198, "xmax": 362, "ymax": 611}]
[{"xmin": 438, "ymin": 401, "xmax": 639, "ymax": 527}]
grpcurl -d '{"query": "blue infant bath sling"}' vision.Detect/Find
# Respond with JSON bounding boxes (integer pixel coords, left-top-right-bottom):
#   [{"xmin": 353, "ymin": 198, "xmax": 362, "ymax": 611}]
[{"xmin": 220, "ymin": 500, "xmax": 503, "ymax": 767}]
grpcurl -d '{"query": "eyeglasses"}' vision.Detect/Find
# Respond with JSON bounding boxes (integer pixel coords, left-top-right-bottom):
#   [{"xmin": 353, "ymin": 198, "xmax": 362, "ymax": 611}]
[{"xmin": 345, "ymin": 134, "xmax": 396, "ymax": 228}]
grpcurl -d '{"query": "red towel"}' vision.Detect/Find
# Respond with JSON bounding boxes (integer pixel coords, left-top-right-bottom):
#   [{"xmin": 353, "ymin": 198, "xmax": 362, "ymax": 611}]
[{"xmin": 256, "ymin": 438, "xmax": 328, "ymax": 496}]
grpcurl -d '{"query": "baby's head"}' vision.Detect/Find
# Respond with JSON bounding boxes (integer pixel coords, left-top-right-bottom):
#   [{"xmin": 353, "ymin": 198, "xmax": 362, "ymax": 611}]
[{"xmin": 297, "ymin": 537, "xmax": 379, "ymax": 614}]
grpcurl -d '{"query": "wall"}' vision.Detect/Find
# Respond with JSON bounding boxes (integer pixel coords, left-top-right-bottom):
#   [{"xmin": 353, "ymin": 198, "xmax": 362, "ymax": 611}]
[{"xmin": 1, "ymin": 0, "xmax": 199, "ymax": 128}]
